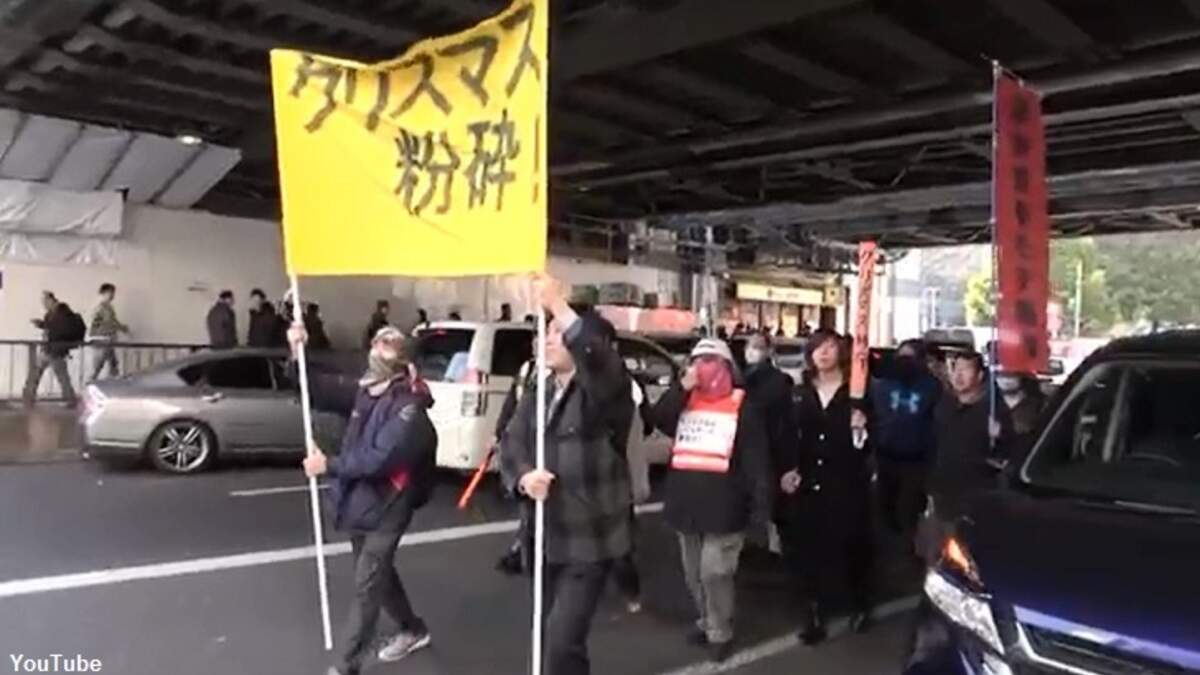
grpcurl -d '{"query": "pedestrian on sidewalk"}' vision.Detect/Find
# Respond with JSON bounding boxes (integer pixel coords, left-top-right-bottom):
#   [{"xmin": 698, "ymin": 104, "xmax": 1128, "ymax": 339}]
[
  {"xmin": 500, "ymin": 276, "xmax": 635, "ymax": 675},
  {"xmin": 247, "ymin": 289, "xmax": 281, "ymax": 348},
  {"xmin": 24, "ymin": 292, "xmax": 84, "ymax": 407},
  {"xmin": 411, "ymin": 308, "xmax": 431, "ymax": 337},
  {"xmin": 88, "ymin": 283, "xmax": 130, "ymax": 381},
  {"xmin": 650, "ymin": 338, "xmax": 770, "ymax": 663},
  {"xmin": 363, "ymin": 301, "xmax": 391, "ymax": 349},
  {"xmin": 206, "ymin": 291, "xmax": 237, "ymax": 349},
  {"xmin": 304, "ymin": 302, "xmax": 333, "ymax": 351},
  {"xmin": 779, "ymin": 329, "xmax": 874, "ymax": 646},
  {"xmin": 290, "ymin": 324, "xmax": 438, "ymax": 675}
]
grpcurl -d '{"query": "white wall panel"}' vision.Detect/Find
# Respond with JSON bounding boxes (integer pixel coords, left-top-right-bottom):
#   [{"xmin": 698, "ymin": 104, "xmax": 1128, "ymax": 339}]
[
  {"xmin": 0, "ymin": 115, "xmax": 80, "ymax": 181},
  {"xmin": 49, "ymin": 125, "xmax": 132, "ymax": 190},
  {"xmin": 100, "ymin": 134, "xmax": 199, "ymax": 203},
  {"xmin": 155, "ymin": 144, "xmax": 241, "ymax": 208},
  {"xmin": 0, "ymin": 110, "xmax": 20, "ymax": 160}
]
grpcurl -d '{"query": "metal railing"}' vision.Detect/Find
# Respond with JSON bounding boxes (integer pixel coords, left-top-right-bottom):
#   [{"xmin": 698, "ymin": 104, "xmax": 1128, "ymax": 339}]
[{"xmin": 0, "ymin": 340, "xmax": 209, "ymax": 402}]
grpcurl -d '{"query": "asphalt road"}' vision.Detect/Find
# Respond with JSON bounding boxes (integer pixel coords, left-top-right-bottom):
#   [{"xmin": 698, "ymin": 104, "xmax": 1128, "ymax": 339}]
[{"xmin": 0, "ymin": 459, "xmax": 921, "ymax": 675}]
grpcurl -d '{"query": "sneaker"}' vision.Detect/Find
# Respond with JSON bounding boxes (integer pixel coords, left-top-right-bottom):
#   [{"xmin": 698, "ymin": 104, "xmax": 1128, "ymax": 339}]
[
  {"xmin": 708, "ymin": 640, "xmax": 735, "ymax": 663},
  {"xmin": 625, "ymin": 599, "xmax": 643, "ymax": 614},
  {"xmin": 800, "ymin": 624, "xmax": 828, "ymax": 646},
  {"xmin": 495, "ymin": 549, "xmax": 524, "ymax": 576},
  {"xmin": 850, "ymin": 610, "xmax": 874, "ymax": 635},
  {"xmin": 378, "ymin": 631, "xmax": 432, "ymax": 662}
]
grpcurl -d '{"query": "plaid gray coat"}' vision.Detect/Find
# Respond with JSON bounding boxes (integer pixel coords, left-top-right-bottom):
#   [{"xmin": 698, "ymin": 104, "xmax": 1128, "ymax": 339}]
[{"xmin": 501, "ymin": 318, "xmax": 634, "ymax": 565}]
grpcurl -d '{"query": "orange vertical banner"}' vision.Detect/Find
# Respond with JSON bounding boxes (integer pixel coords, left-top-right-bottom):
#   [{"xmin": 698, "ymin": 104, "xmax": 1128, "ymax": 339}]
[
  {"xmin": 994, "ymin": 70, "xmax": 1050, "ymax": 373},
  {"xmin": 850, "ymin": 241, "xmax": 878, "ymax": 399}
]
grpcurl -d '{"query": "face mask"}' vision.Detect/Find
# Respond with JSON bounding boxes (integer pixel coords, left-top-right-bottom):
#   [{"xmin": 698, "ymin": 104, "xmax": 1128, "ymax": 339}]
[
  {"xmin": 693, "ymin": 358, "xmax": 733, "ymax": 399},
  {"xmin": 362, "ymin": 346, "xmax": 403, "ymax": 390},
  {"xmin": 895, "ymin": 356, "xmax": 920, "ymax": 381},
  {"xmin": 745, "ymin": 348, "xmax": 767, "ymax": 366},
  {"xmin": 996, "ymin": 376, "xmax": 1021, "ymax": 393}
]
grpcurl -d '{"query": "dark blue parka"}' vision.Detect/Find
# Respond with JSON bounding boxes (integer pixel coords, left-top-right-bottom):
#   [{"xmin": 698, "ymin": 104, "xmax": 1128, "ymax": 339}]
[{"xmin": 301, "ymin": 366, "xmax": 438, "ymax": 532}]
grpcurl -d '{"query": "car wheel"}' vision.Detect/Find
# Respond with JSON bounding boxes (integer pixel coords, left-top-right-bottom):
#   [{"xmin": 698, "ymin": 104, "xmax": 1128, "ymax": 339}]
[{"xmin": 147, "ymin": 420, "xmax": 216, "ymax": 474}]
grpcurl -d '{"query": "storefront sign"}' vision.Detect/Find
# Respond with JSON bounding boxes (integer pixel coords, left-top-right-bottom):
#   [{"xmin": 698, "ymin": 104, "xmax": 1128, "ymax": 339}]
[
  {"xmin": 736, "ymin": 283, "xmax": 824, "ymax": 306},
  {"xmin": 823, "ymin": 285, "xmax": 845, "ymax": 307}
]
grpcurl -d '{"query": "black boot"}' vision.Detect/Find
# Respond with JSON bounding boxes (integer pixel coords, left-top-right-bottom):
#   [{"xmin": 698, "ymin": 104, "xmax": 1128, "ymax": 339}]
[
  {"xmin": 800, "ymin": 602, "xmax": 827, "ymax": 646},
  {"xmin": 495, "ymin": 544, "xmax": 523, "ymax": 576}
]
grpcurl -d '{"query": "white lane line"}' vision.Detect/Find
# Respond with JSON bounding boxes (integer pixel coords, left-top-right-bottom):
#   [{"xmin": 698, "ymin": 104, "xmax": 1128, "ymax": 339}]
[
  {"xmin": 0, "ymin": 502, "xmax": 666, "ymax": 599},
  {"xmin": 0, "ymin": 520, "xmax": 516, "ymax": 599},
  {"xmin": 656, "ymin": 594, "xmax": 921, "ymax": 675},
  {"xmin": 230, "ymin": 484, "xmax": 667, "ymax": 507},
  {"xmin": 229, "ymin": 483, "xmax": 330, "ymax": 497}
]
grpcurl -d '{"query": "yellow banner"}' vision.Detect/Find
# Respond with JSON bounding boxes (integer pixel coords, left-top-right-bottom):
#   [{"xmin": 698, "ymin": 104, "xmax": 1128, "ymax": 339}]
[{"xmin": 270, "ymin": 0, "xmax": 547, "ymax": 277}]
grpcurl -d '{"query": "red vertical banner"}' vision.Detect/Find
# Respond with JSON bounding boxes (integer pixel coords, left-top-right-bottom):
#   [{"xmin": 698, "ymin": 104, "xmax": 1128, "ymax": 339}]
[
  {"xmin": 850, "ymin": 241, "xmax": 877, "ymax": 399},
  {"xmin": 994, "ymin": 70, "xmax": 1050, "ymax": 374}
]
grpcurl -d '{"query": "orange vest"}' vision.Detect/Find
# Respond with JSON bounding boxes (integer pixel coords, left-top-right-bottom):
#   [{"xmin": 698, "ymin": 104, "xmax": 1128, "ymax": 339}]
[{"xmin": 670, "ymin": 389, "xmax": 745, "ymax": 474}]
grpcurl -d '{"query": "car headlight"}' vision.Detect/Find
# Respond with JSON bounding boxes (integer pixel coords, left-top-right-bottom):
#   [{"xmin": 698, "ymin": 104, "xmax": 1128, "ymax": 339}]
[{"xmin": 925, "ymin": 570, "xmax": 1005, "ymax": 655}]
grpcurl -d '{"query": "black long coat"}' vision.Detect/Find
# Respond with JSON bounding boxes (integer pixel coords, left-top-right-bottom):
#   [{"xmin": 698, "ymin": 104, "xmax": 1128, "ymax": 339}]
[
  {"xmin": 743, "ymin": 362, "xmax": 799, "ymax": 476},
  {"xmin": 780, "ymin": 382, "xmax": 873, "ymax": 580}
]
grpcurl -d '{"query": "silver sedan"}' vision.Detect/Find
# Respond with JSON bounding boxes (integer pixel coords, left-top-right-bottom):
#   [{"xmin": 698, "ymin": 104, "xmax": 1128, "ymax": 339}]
[{"xmin": 82, "ymin": 349, "xmax": 347, "ymax": 474}]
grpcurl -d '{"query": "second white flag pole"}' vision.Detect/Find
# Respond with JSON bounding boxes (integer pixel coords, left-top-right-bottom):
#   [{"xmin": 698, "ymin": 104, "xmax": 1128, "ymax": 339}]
[{"xmin": 531, "ymin": 300, "xmax": 548, "ymax": 675}]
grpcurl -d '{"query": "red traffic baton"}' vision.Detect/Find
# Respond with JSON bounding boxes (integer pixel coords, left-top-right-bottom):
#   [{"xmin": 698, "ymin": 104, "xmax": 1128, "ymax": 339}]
[{"xmin": 457, "ymin": 445, "xmax": 495, "ymax": 510}]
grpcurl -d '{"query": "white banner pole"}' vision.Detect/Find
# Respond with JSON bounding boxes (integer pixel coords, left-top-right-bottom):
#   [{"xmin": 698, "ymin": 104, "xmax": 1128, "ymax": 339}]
[
  {"xmin": 289, "ymin": 276, "xmax": 335, "ymax": 651},
  {"xmin": 531, "ymin": 302, "xmax": 547, "ymax": 675}
]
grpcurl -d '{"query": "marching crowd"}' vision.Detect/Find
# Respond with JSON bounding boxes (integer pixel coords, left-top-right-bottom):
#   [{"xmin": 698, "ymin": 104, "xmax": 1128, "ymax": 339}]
[
  {"xmin": 282, "ymin": 275, "xmax": 1040, "ymax": 675},
  {"xmin": 22, "ymin": 274, "xmax": 1045, "ymax": 674}
]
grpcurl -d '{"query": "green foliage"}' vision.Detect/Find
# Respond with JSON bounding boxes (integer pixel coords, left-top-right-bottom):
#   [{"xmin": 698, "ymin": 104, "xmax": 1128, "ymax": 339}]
[
  {"xmin": 962, "ymin": 239, "xmax": 1114, "ymax": 335},
  {"xmin": 964, "ymin": 266, "xmax": 995, "ymax": 327},
  {"xmin": 1050, "ymin": 239, "xmax": 1116, "ymax": 336},
  {"xmin": 1098, "ymin": 233, "xmax": 1200, "ymax": 327}
]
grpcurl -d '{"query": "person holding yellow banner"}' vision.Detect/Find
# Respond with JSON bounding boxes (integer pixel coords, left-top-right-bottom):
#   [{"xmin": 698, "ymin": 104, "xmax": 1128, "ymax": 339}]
[
  {"xmin": 269, "ymin": 0, "xmax": 552, "ymax": 668},
  {"xmin": 291, "ymin": 325, "xmax": 438, "ymax": 675},
  {"xmin": 500, "ymin": 277, "xmax": 635, "ymax": 675}
]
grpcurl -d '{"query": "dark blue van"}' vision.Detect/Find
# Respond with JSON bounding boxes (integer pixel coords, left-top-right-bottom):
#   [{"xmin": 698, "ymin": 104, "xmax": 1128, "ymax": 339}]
[{"xmin": 905, "ymin": 332, "xmax": 1200, "ymax": 675}]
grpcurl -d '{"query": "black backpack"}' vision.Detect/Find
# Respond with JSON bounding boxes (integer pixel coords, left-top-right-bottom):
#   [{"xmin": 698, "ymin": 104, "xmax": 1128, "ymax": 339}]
[{"xmin": 64, "ymin": 309, "xmax": 87, "ymax": 344}]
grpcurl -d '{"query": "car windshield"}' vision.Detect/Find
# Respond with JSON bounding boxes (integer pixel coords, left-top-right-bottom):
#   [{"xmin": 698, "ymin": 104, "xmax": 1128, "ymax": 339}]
[
  {"xmin": 1023, "ymin": 360, "xmax": 1200, "ymax": 511},
  {"xmin": 653, "ymin": 336, "xmax": 697, "ymax": 356},
  {"xmin": 774, "ymin": 342, "xmax": 806, "ymax": 367},
  {"xmin": 412, "ymin": 328, "xmax": 474, "ymax": 382}
]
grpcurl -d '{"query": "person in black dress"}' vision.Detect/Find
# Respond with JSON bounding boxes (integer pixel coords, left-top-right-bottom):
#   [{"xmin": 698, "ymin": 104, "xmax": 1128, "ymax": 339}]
[{"xmin": 778, "ymin": 329, "xmax": 874, "ymax": 645}]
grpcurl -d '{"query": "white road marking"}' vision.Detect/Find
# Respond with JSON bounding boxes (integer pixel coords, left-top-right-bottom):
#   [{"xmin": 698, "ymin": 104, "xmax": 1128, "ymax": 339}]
[
  {"xmin": 230, "ymin": 483, "xmax": 668, "ymax": 506},
  {"xmin": 0, "ymin": 502, "xmax": 665, "ymax": 599},
  {"xmin": 0, "ymin": 521, "xmax": 516, "ymax": 599},
  {"xmin": 229, "ymin": 483, "xmax": 330, "ymax": 497},
  {"xmin": 656, "ymin": 594, "xmax": 921, "ymax": 675}
]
